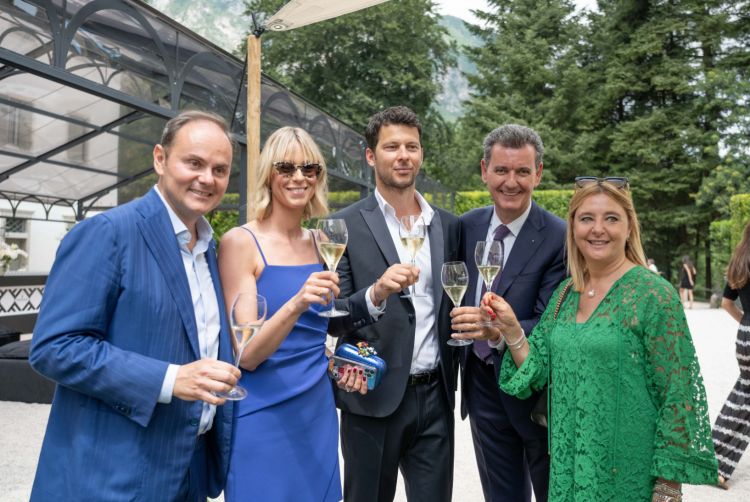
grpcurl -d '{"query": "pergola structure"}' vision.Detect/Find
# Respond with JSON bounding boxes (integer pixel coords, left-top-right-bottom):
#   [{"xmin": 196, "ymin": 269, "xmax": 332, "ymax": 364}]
[{"xmin": 0, "ymin": 0, "xmax": 452, "ymax": 224}]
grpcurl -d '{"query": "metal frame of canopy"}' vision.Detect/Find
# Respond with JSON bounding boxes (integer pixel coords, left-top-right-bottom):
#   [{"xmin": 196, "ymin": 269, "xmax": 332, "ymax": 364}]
[{"xmin": 0, "ymin": 0, "xmax": 451, "ymax": 224}]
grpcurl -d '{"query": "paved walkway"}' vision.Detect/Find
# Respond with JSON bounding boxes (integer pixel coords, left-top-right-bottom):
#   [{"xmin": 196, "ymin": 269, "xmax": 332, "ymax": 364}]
[{"xmin": 1, "ymin": 303, "xmax": 746, "ymax": 501}]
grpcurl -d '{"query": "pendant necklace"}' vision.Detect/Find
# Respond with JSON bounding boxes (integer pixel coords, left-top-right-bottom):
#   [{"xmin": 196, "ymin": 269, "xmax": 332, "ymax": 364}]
[{"xmin": 586, "ymin": 289, "xmax": 596, "ymax": 298}]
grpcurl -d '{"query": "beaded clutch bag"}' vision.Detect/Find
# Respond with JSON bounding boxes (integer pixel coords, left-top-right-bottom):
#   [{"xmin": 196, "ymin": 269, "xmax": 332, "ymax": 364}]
[{"xmin": 328, "ymin": 341, "xmax": 387, "ymax": 390}]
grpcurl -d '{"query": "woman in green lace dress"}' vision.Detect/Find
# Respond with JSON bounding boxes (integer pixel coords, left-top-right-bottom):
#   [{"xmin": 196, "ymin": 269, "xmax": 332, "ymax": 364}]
[{"xmin": 481, "ymin": 178, "xmax": 718, "ymax": 501}]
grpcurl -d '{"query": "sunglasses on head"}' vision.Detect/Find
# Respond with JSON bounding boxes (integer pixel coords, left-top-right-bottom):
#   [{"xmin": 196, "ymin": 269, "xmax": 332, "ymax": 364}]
[
  {"xmin": 574, "ymin": 176, "xmax": 629, "ymax": 190},
  {"xmin": 273, "ymin": 161, "xmax": 322, "ymax": 179}
]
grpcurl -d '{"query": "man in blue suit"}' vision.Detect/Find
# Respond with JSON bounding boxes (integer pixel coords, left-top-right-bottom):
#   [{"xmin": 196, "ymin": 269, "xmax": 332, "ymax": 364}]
[
  {"xmin": 29, "ymin": 111, "xmax": 241, "ymax": 501},
  {"xmin": 450, "ymin": 124, "xmax": 566, "ymax": 502}
]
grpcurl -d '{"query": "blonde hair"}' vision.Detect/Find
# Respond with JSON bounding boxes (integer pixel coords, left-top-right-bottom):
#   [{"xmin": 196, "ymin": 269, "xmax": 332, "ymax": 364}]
[
  {"xmin": 566, "ymin": 181, "xmax": 647, "ymax": 292},
  {"xmin": 252, "ymin": 127, "xmax": 328, "ymax": 221}
]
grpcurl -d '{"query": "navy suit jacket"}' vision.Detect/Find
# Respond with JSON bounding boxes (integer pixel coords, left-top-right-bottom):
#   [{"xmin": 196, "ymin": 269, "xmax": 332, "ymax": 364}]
[
  {"xmin": 459, "ymin": 201, "xmax": 566, "ymax": 420},
  {"xmin": 29, "ymin": 188, "xmax": 234, "ymax": 501}
]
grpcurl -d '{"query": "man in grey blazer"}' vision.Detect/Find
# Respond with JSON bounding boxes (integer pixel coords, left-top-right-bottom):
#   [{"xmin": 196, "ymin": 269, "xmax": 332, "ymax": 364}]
[
  {"xmin": 450, "ymin": 124, "xmax": 566, "ymax": 502},
  {"xmin": 329, "ymin": 106, "xmax": 460, "ymax": 502},
  {"xmin": 29, "ymin": 111, "xmax": 240, "ymax": 501}
]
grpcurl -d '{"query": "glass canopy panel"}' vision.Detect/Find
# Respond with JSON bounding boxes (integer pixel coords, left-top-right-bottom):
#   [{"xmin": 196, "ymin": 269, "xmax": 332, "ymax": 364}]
[
  {"xmin": 0, "ymin": 72, "xmax": 135, "ymax": 128},
  {"xmin": 339, "ymin": 129, "xmax": 368, "ymax": 180},
  {"xmin": 47, "ymin": 132, "xmax": 123, "ymax": 174},
  {"xmin": 178, "ymin": 54, "xmax": 242, "ymax": 120},
  {"xmin": 0, "ymin": 0, "xmax": 53, "ymax": 62},
  {"xmin": 0, "ymin": 97, "xmax": 94, "ymax": 157},
  {"xmin": 0, "ymin": 161, "xmax": 119, "ymax": 200},
  {"xmin": 0, "ymin": 153, "xmax": 24, "ymax": 170},
  {"xmin": 61, "ymin": 2, "xmax": 171, "ymax": 103},
  {"xmin": 111, "ymin": 114, "xmax": 167, "ymax": 148}
]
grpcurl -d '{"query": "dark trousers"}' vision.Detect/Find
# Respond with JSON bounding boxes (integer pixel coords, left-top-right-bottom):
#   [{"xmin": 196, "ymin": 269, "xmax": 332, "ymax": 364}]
[
  {"xmin": 466, "ymin": 353, "xmax": 549, "ymax": 502},
  {"xmin": 176, "ymin": 434, "xmax": 208, "ymax": 502},
  {"xmin": 341, "ymin": 377, "xmax": 454, "ymax": 502}
]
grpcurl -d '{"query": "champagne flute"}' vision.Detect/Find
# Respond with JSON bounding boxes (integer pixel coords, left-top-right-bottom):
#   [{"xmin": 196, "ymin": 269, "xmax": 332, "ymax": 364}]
[
  {"xmin": 475, "ymin": 240, "xmax": 503, "ymax": 326},
  {"xmin": 316, "ymin": 218, "xmax": 349, "ymax": 318},
  {"xmin": 442, "ymin": 261, "xmax": 472, "ymax": 347},
  {"xmin": 399, "ymin": 215, "xmax": 427, "ymax": 298},
  {"xmin": 216, "ymin": 292, "xmax": 267, "ymax": 400}
]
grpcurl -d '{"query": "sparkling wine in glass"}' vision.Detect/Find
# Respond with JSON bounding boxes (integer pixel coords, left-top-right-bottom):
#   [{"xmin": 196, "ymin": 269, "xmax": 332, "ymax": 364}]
[
  {"xmin": 475, "ymin": 240, "xmax": 503, "ymax": 326},
  {"xmin": 316, "ymin": 218, "xmax": 349, "ymax": 318},
  {"xmin": 216, "ymin": 292, "xmax": 267, "ymax": 400},
  {"xmin": 442, "ymin": 261, "xmax": 472, "ymax": 347},
  {"xmin": 399, "ymin": 215, "xmax": 427, "ymax": 298}
]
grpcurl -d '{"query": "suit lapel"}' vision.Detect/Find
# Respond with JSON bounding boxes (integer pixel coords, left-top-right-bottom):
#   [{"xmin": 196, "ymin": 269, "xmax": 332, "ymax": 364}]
[
  {"xmin": 207, "ymin": 241, "xmax": 233, "ymax": 364},
  {"xmin": 136, "ymin": 189, "xmax": 200, "ymax": 359},
  {"xmin": 360, "ymin": 196, "xmax": 401, "ymax": 268},
  {"xmin": 496, "ymin": 202, "xmax": 547, "ymax": 297},
  {"xmin": 428, "ymin": 208, "xmax": 445, "ymax": 313}
]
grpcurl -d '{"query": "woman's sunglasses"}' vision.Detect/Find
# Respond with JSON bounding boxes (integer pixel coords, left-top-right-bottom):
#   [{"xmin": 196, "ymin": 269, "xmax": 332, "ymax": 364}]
[
  {"xmin": 574, "ymin": 176, "xmax": 629, "ymax": 190},
  {"xmin": 273, "ymin": 161, "xmax": 322, "ymax": 179}
]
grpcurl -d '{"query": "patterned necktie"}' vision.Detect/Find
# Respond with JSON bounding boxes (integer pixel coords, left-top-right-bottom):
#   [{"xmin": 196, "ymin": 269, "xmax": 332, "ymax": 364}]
[{"xmin": 474, "ymin": 224, "xmax": 511, "ymax": 362}]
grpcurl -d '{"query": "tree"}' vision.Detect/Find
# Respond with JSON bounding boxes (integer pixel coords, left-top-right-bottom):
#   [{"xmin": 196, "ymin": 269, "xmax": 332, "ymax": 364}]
[
  {"xmin": 446, "ymin": 0, "xmax": 585, "ymax": 190},
  {"xmin": 243, "ymin": 0, "xmax": 455, "ymax": 176},
  {"xmin": 585, "ymin": 0, "xmax": 749, "ymax": 286}
]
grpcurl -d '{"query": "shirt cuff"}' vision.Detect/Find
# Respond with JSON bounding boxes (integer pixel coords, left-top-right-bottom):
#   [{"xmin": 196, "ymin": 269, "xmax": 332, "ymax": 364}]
[
  {"xmin": 158, "ymin": 364, "xmax": 179, "ymax": 404},
  {"xmin": 365, "ymin": 285, "xmax": 387, "ymax": 320}
]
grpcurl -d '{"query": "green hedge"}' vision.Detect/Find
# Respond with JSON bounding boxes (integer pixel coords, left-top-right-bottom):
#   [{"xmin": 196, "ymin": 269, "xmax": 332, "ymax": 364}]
[
  {"xmin": 210, "ymin": 188, "xmax": 575, "ymax": 241},
  {"xmin": 730, "ymin": 193, "xmax": 750, "ymax": 248},
  {"xmin": 207, "ymin": 193, "xmax": 240, "ymax": 241},
  {"xmin": 454, "ymin": 190, "xmax": 573, "ymax": 219},
  {"xmin": 709, "ymin": 220, "xmax": 732, "ymax": 291}
]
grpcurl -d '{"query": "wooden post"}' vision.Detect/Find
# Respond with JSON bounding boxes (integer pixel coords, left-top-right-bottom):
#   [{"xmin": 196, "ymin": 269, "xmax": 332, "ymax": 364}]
[{"xmin": 245, "ymin": 34, "xmax": 262, "ymax": 223}]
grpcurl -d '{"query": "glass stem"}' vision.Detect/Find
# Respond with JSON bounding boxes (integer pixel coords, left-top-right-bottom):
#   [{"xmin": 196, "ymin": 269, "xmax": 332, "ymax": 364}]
[{"xmin": 410, "ymin": 258, "xmax": 417, "ymax": 296}]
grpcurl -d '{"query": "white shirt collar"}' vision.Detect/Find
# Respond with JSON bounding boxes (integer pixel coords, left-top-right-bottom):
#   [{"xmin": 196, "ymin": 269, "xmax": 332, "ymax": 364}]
[
  {"xmin": 374, "ymin": 188, "xmax": 434, "ymax": 225},
  {"xmin": 153, "ymin": 185, "xmax": 214, "ymax": 250},
  {"xmin": 492, "ymin": 201, "xmax": 532, "ymax": 237}
]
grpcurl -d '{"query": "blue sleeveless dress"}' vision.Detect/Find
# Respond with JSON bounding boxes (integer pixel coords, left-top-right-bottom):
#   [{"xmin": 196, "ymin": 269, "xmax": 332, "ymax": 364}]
[{"xmin": 225, "ymin": 229, "xmax": 342, "ymax": 502}]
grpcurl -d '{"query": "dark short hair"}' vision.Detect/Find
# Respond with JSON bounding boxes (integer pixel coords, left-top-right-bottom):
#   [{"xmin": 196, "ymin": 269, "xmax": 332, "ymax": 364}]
[
  {"xmin": 483, "ymin": 124, "xmax": 544, "ymax": 167},
  {"xmin": 160, "ymin": 110, "xmax": 234, "ymax": 153},
  {"xmin": 364, "ymin": 106, "xmax": 422, "ymax": 150}
]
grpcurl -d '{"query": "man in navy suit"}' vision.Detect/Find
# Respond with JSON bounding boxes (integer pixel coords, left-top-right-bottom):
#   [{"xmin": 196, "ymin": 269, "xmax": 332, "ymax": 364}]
[
  {"xmin": 29, "ymin": 111, "xmax": 241, "ymax": 501},
  {"xmin": 450, "ymin": 124, "xmax": 566, "ymax": 502}
]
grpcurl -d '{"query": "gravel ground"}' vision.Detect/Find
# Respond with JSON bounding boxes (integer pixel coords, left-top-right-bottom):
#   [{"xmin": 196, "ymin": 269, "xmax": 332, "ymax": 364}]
[{"xmin": 1, "ymin": 302, "xmax": 745, "ymax": 501}]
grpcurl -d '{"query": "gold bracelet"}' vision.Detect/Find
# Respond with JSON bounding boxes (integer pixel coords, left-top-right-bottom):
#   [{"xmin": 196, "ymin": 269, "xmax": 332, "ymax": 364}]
[{"xmin": 653, "ymin": 481, "xmax": 682, "ymax": 502}]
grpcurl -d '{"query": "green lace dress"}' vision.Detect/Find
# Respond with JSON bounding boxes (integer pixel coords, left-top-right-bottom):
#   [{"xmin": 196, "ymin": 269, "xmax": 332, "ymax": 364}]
[{"xmin": 499, "ymin": 266, "xmax": 718, "ymax": 501}]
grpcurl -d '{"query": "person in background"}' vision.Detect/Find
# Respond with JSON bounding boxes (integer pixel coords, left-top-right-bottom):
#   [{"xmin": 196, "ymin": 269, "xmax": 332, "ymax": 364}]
[
  {"xmin": 648, "ymin": 257, "xmax": 659, "ymax": 274},
  {"xmin": 29, "ymin": 111, "xmax": 240, "ymax": 501},
  {"xmin": 680, "ymin": 255, "xmax": 697, "ymax": 309},
  {"xmin": 458, "ymin": 177, "xmax": 718, "ymax": 501},
  {"xmin": 712, "ymin": 219, "xmax": 750, "ymax": 490},
  {"xmin": 449, "ymin": 124, "xmax": 565, "ymax": 502},
  {"xmin": 218, "ymin": 127, "xmax": 368, "ymax": 501}
]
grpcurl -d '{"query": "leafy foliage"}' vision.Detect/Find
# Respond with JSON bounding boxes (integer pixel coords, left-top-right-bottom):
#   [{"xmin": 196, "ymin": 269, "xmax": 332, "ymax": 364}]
[{"xmin": 243, "ymin": 0, "xmax": 455, "ymax": 180}]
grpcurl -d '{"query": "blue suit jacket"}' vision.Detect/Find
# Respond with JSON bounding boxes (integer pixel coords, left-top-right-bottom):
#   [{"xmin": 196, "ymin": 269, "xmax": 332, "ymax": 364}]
[
  {"xmin": 459, "ymin": 201, "xmax": 566, "ymax": 421},
  {"xmin": 29, "ymin": 188, "xmax": 234, "ymax": 501}
]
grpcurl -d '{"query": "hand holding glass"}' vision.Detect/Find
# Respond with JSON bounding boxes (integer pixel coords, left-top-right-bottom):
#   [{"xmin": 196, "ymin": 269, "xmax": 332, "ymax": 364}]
[
  {"xmin": 474, "ymin": 240, "xmax": 503, "ymax": 326},
  {"xmin": 442, "ymin": 261, "xmax": 472, "ymax": 346},
  {"xmin": 316, "ymin": 218, "xmax": 349, "ymax": 317},
  {"xmin": 399, "ymin": 215, "xmax": 427, "ymax": 298},
  {"xmin": 216, "ymin": 292, "xmax": 267, "ymax": 400}
]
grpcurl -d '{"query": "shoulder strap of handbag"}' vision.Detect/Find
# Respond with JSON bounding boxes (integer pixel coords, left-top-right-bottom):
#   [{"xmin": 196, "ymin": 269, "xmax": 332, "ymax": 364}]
[{"xmin": 553, "ymin": 279, "xmax": 573, "ymax": 320}]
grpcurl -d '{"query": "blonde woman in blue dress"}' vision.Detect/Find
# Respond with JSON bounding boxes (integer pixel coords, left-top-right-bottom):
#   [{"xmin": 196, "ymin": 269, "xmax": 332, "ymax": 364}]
[{"xmin": 219, "ymin": 127, "xmax": 367, "ymax": 501}]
